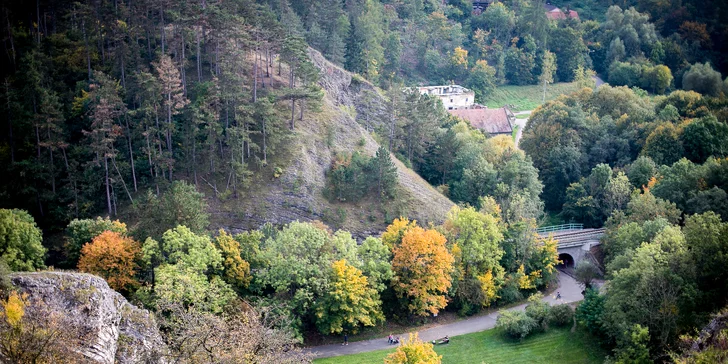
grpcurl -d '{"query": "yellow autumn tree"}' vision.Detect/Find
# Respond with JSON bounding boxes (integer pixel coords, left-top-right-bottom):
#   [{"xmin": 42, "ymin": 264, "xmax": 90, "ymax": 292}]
[
  {"xmin": 384, "ymin": 332, "xmax": 441, "ymax": 364},
  {"xmin": 392, "ymin": 227, "xmax": 454, "ymax": 316},
  {"xmin": 315, "ymin": 259, "xmax": 384, "ymax": 334},
  {"xmin": 381, "ymin": 217, "xmax": 417, "ymax": 249},
  {"xmin": 77, "ymin": 231, "xmax": 140, "ymax": 292},
  {"xmin": 0, "ymin": 291, "xmax": 86, "ymax": 362},
  {"xmin": 450, "ymin": 47, "xmax": 468, "ymax": 69},
  {"xmin": 215, "ymin": 230, "xmax": 251, "ymax": 288}
]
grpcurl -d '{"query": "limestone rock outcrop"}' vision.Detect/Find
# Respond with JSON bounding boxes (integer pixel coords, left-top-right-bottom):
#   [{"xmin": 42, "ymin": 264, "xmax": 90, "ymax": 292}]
[{"xmin": 11, "ymin": 272, "xmax": 167, "ymax": 363}]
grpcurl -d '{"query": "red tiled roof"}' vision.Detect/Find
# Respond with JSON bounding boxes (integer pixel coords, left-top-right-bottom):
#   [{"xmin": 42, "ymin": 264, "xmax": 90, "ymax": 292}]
[{"xmin": 448, "ymin": 108, "xmax": 513, "ymax": 135}]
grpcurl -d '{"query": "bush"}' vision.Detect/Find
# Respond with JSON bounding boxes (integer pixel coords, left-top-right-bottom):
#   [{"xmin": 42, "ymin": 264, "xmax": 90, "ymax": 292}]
[
  {"xmin": 524, "ymin": 294, "xmax": 550, "ymax": 330},
  {"xmin": 549, "ymin": 304, "xmax": 574, "ymax": 327},
  {"xmin": 496, "ymin": 310, "xmax": 538, "ymax": 339}
]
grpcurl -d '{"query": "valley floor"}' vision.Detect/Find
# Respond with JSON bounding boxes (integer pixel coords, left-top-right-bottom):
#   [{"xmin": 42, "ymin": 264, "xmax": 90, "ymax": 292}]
[
  {"xmin": 308, "ymin": 272, "xmax": 583, "ymax": 359},
  {"xmin": 314, "ymin": 326, "xmax": 605, "ymax": 364}
]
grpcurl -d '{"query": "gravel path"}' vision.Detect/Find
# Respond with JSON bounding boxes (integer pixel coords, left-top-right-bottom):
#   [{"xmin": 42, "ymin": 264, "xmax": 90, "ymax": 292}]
[
  {"xmin": 512, "ymin": 110, "xmax": 531, "ymax": 147},
  {"xmin": 308, "ymin": 271, "xmax": 583, "ymax": 359}
]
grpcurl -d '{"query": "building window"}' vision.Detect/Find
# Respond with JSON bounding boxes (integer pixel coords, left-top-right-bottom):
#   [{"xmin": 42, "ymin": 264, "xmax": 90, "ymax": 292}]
[
  {"xmin": 448, "ymin": 107, "xmax": 453, "ymax": 110},
  {"xmin": 466, "ymin": 98, "xmax": 468, "ymax": 102},
  {"xmin": 450, "ymin": 99, "xmax": 453, "ymax": 102}
]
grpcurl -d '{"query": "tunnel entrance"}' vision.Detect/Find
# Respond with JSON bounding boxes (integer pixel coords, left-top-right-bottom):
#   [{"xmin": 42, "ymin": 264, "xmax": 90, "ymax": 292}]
[{"xmin": 558, "ymin": 253, "xmax": 575, "ymax": 268}]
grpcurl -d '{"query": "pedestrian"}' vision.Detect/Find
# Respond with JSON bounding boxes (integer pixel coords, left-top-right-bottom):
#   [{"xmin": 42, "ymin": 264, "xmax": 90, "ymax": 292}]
[
  {"xmin": 556, "ymin": 291, "xmax": 561, "ymax": 299},
  {"xmin": 388, "ymin": 334, "xmax": 393, "ymax": 344},
  {"xmin": 344, "ymin": 333, "xmax": 348, "ymax": 346}
]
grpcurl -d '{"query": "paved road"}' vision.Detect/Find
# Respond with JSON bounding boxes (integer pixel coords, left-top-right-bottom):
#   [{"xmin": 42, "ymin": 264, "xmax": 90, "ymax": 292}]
[
  {"xmin": 512, "ymin": 111, "xmax": 531, "ymax": 147},
  {"xmin": 309, "ymin": 271, "xmax": 583, "ymax": 359}
]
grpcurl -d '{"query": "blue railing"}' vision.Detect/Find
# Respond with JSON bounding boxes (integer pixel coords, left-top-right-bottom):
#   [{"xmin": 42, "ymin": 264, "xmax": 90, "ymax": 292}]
[{"xmin": 536, "ymin": 223, "xmax": 584, "ymax": 234}]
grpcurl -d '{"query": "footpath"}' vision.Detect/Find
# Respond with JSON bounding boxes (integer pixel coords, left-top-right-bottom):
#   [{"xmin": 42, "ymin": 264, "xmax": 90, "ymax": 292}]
[{"xmin": 309, "ymin": 271, "xmax": 583, "ymax": 359}]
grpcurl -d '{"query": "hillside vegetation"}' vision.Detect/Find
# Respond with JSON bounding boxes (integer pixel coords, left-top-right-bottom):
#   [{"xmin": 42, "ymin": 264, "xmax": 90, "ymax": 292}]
[{"xmin": 210, "ymin": 49, "xmax": 454, "ymax": 237}]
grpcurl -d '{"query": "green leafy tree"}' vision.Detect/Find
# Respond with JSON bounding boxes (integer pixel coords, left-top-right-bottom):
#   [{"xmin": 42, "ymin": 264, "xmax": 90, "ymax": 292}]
[
  {"xmin": 680, "ymin": 116, "xmax": 728, "ymax": 163},
  {"xmin": 539, "ymin": 50, "xmax": 556, "ymax": 102},
  {"xmin": 682, "ymin": 62, "xmax": 723, "ymax": 96},
  {"xmin": 152, "ymin": 264, "xmax": 236, "ymax": 314},
  {"xmin": 642, "ymin": 123, "xmax": 684, "ymax": 166},
  {"xmin": 357, "ymin": 237, "xmax": 393, "ymax": 293},
  {"xmin": 614, "ymin": 325, "xmax": 652, "ymax": 364},
  {"xmin": 142, "ymin": 226, "xmax": 222, "ymax": 275},
  {"xmin": 466, "ymin": 60, "xmax": 496, "ymax": 101},
  {"xmin": 315, "ymin": 259, "xmax": 384, "ymax": 334},
  {"xmin": 0, "ymin": 209, "xmax": 45, "ymax": 271},
  {"xmin": 627, "ymin": 157, "xmax": 657, "ymax": 189},
  {"xmin": 135, "ymin": 181, "xmax": 210, "ymax": 240},
  {"xmin": 255, "ymin": 221, "xmax": 357, "ymax": 334},
  {"xmin": 445, "ymin": 206, "xmax": 504, "ymax": 309}
]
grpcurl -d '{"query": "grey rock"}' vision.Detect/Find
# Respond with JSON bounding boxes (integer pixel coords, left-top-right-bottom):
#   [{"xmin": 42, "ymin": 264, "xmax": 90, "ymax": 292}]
[{"xmin": 11, "ymin": 272, "xmax": 167, "ymax": 364}]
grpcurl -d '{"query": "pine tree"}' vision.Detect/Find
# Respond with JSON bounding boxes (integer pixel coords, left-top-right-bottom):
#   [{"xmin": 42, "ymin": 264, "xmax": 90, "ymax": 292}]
[
  {"xmin": 371, "ymin": 146, "xmax": 398, "ymax": 200},
  {"xmin": 154, "ymin": 54, "xmax": 188, "ymax": 180}
]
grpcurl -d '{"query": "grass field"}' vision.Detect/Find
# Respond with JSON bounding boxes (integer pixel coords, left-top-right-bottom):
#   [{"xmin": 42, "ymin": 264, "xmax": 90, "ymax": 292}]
[
  {"xmin": 484, "ymin": 82, "xmax": 581, "ymax": 112},
  {"xmin": 314, "ymin": 327, "xmax": 606, "ymax": 364}
]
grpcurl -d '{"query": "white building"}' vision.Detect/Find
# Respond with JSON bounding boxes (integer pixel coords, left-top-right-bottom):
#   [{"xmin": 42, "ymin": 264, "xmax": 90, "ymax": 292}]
[{"xmin": 414, "ymin": 85, "xmax": 475, "ymax": 110}]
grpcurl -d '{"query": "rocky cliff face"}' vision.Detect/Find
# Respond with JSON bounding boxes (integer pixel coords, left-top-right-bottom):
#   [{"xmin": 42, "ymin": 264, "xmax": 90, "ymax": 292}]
[
  {"xmin": 211, "ymin": 49, "xmax": 454, "ymax": 239},
  {"xmin": 11, "ymin": 272, "xmax": 167, "ymax": 363}
]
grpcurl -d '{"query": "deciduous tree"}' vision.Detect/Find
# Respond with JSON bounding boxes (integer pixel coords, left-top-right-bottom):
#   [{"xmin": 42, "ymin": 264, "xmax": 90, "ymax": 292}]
[
  {"xmin": 0, "ymin": 209, "xmax": 45, "ymax": 271},
  {"xmin": 384, "ymin": 332, "xmax": 441, "ymax": 364},
  {"xmin": 315, "ymin": 259, "xmax": 383, "ymax": 334},
  {"xmin": 77, "ymin": 231, "xmax": 140, "ymax": 293},
  {"xmin": 391, "ymin": 227, "xmax": 454, "ymax": 316}
]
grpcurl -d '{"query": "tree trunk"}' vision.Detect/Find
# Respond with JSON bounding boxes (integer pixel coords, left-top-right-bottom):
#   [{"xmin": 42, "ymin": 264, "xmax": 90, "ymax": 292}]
[
  {"xmin": 253, "ymin": 48, "xmax": 258, "ymax": 103},
  {"xmin": 196, "ymin": 28, "xmax": 202, "ymax": 82},
  {"xmin": 82, "ymin": 20, "xmax": 92, "ymax": 79},
  {"xmin": 112, "ymin": 157, "xmax": 133, "ymax": 203},
  {"xmin": 46, "ymin": 127, "xmax": 55, "ymax": 194},
  {"xmin": 4, "ymin": 80, "xmax": 14, "ymax": 162},
  {"xmin": 125, "ymin": 115, "xmax": 137, "ymax": 191},
  {"xmin": 62, "ymin": 148, "xmax": 79, "ymax": 217},
  {"xmin": 192, "ymin": 135, "xmax": 198, "ymax": 186},
  {"xmin": 104, "ymin": 156, "xmax": 112, "ymax": 215},
  {"xmin": 262, "ymin": 117, "xmax": 267, "ymax": 164},
  {"xmin": 145, "ymin": 126, "xmax": 155, "ymax": 188},
  {"xmin": 160, "ymin": 6, "xmax": 165, "ymax": 54},
  {"xmin": 166, "ymin": 91, "xmax": 173, "ymax": 180},
  {"xmin": 289, "ymin": 68, "xmax": 295, "ymax": 129},
  {"xmin": 180, "ymin": 29, "xmax": 187, "ymax": 96}
]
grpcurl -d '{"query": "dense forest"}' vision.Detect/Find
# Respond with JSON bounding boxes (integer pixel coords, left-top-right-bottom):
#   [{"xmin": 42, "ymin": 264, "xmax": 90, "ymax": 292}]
[{"xmin": 1, "ymin": 0, "xmax": 728, "ymax": 363}]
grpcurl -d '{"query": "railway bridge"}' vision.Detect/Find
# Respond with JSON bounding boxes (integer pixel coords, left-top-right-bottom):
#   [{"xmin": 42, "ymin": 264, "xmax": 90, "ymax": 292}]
[{"xmin": 536, "ymin": 224, "xmax": 605, "ymax": 267}]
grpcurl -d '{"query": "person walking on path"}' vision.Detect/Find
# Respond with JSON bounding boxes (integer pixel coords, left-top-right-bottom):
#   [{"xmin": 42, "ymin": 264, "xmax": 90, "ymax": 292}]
[
  {"xmin": 388, "ymin": 334, "xmax": 393, "ymax": 344},
  {"xmin": 343, "ymin": 333, "xmax": 348, "ymax": 346}
]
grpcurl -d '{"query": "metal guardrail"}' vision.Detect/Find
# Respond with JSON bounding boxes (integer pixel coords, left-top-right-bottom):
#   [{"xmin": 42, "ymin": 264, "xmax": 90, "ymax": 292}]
[{"xmin": 536, "ymin": 223, "xmax": 584, "ymax": 234}]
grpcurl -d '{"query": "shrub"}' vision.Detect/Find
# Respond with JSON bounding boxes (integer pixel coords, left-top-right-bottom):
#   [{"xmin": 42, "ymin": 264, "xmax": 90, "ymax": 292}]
[
  {"xmin": 549, "ymin": 304, "xmax": 574, "ymax": 327},
  {"xmin": 524, "ymin": 293, "xmax": 550, "ymax": 330},
  {"xmin": 496, "ymin": 310, "xmax": 538, "ymax": 339}
]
